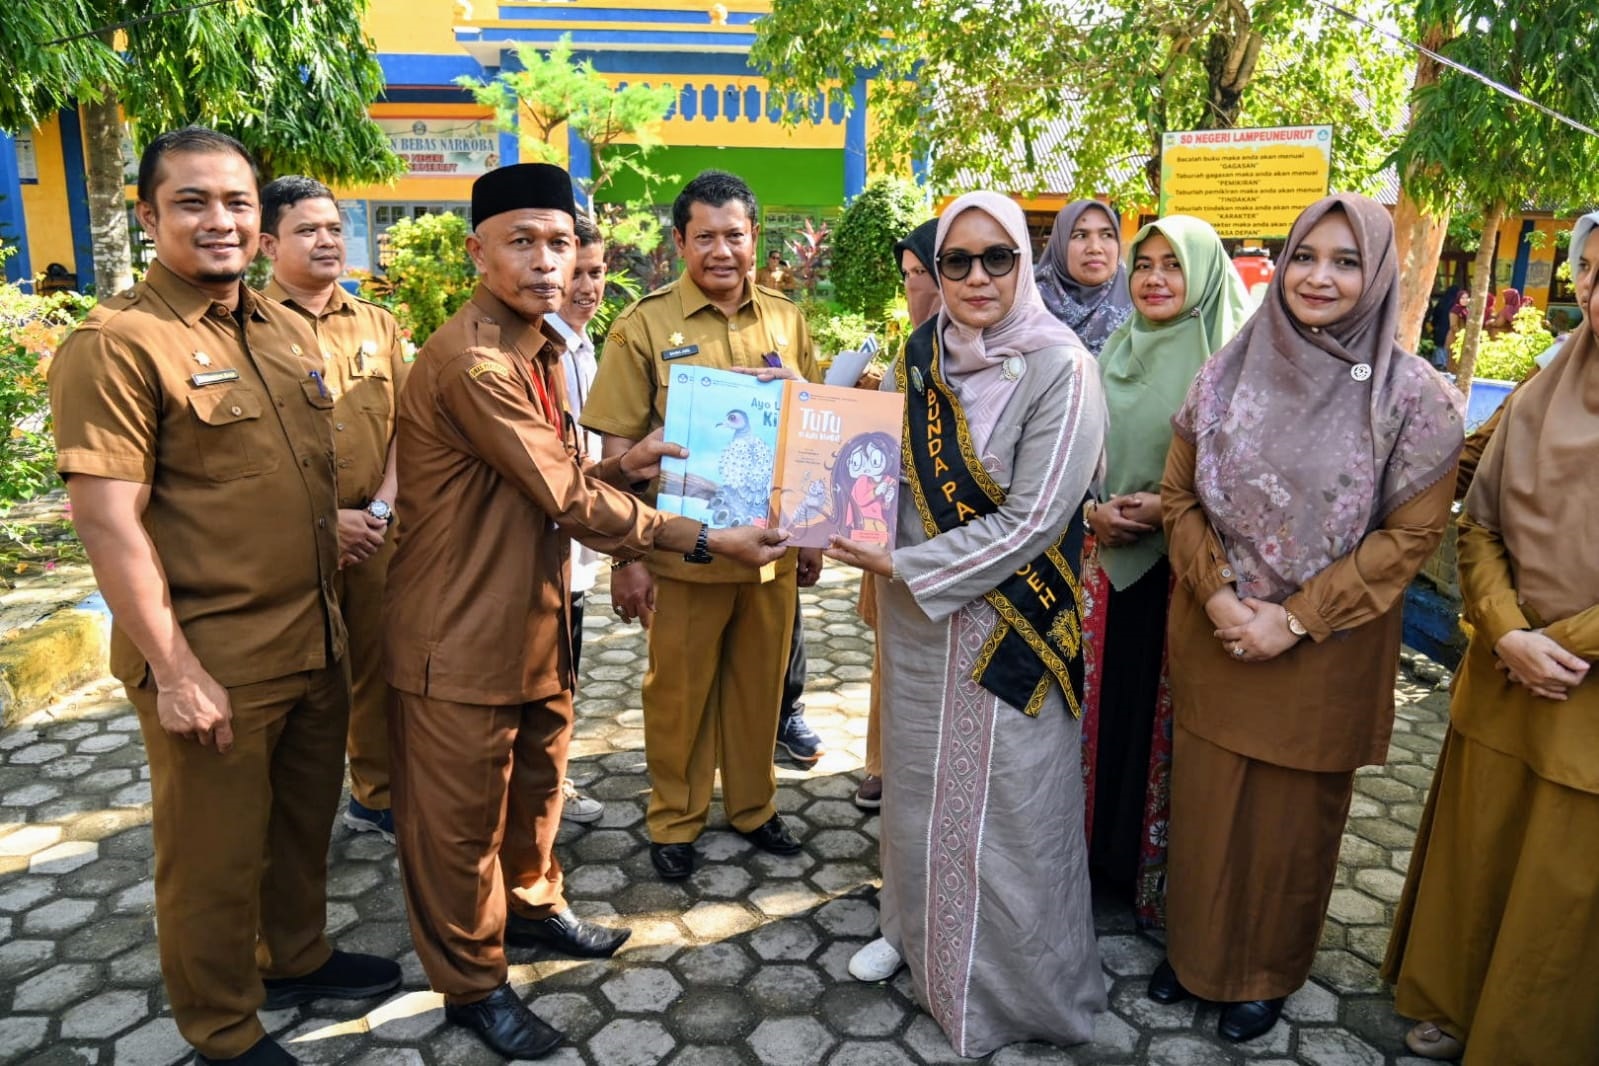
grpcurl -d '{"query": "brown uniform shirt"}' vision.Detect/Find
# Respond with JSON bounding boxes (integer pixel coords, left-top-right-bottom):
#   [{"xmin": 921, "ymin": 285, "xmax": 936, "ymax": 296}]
[
  {"xmin": 581, "ymin": 275, "xmax": 820, "ymax": 584},
  {"xmin": 49, "ymin": 261, "xmax": 345, "ymax": 688},
  {"xmin": 263, "ymin": 280, "xmax": 411, "ymax": 508},
  {"xmin": 383, "ymin": 286, "xmax": 699, "ymax": 706}
]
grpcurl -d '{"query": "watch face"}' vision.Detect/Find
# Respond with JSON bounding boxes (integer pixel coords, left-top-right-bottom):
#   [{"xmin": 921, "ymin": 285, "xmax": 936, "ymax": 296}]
[{"xmin": 367, "ymin": 500, "xmax": 392, "ymax": 520}]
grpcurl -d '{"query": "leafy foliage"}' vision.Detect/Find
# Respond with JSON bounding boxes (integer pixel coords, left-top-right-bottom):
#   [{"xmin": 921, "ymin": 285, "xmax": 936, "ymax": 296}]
[
  {"xmin": 0, "ymin": 281, "xmax": 95, "ymax": 503},
  {"xmin": 1453, "ymin": 305, "xmax": 1552, "ymax": 383},
  {"xmin": 460, "ymin": 37, "xmax": 677, "ymax": 259},
  {"xmin": 751, "ymin": 0, "xmax": 1411, "ymax": 198},
  {"xmin": 831, "ymin": 179, "xmax": 926, "ymax": 322},
  {"xmin": 360, "ymin": 213, "xmax": 476, "ymax": 348},
  {"xmin": 798, "ymin": 298, "xmax": 869, "ymax": 365}
]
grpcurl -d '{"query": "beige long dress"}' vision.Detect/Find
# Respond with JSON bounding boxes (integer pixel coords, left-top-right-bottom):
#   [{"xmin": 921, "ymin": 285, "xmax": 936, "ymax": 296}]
[{"xmin": 876, "ymin": 342, "xmax": 1108, "ymax": 1058}]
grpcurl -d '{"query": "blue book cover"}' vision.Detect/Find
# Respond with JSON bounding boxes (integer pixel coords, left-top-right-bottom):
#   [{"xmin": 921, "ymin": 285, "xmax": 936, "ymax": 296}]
[{"xmin": 657, "ymin": 366, "xmax": 784, "ymax": 528}]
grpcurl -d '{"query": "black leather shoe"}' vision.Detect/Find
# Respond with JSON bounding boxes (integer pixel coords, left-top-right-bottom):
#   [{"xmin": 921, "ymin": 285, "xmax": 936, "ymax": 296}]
[
  {"xmin": 445, "ymin": 983, "xmax": 563, "ymax": 1060},
  {"xmin": 1146, "ymin": 959, "xmax": 1193, "ymax": 1004},
  {"xmin": 505, "ymin": 907, "xmax": 631, "ymax": 958},
  {"xmin": 196, "ymin": 1035, "xmax": 298, "ymax": 1064},
  {"xmin": 261, "ymin": 950, "xmax": 401, "ymax": 1009},
  {"xmin": 739, "ymin": 814, "xmax": 802, "ymax": 855},
  {"xmin": 650, "ymin": 842, "xmax": 695, "ymax": 880},
  {"xmin": 1218, "ymin": 997, "xmax": 1286, "ymax": 1042}
]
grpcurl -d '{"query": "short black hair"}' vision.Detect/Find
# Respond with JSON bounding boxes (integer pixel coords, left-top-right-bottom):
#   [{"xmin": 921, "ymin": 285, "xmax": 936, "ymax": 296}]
[
  {"xmin": 672, "ymin": 170, "xmax": 758, "ymax": 236},
  {"xmin": 260, "ymin": 176, "xmax": 336, "ymax": 236},
  {"xmin": 574, "ymin": 212, "xmax": 603, "ymax": 247},
  {"xmin": 137, "ymin": 126, "xmax": 256, "ymax": 205}
]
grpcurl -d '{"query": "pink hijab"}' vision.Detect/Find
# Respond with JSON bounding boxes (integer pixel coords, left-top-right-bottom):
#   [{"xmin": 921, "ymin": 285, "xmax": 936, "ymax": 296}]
[
  {"xmin": 934, "ymin": 192, "xmax": 1083, "ymax": 448},
  {"xmin": 1174, "ymin": 194, "xmax": 1464, "ymax": 602}
]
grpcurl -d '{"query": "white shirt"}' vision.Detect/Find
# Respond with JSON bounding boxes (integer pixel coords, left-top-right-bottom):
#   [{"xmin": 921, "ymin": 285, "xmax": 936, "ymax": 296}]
[{"xmin": 549, "ymin": 313, "xmax": 605, "ymax": 594}]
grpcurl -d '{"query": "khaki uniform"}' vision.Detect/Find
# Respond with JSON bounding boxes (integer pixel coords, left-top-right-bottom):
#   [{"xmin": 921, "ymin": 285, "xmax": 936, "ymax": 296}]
[
  {"xmin": 384, "ymin": 286, "xmax": 698, "ymax": 1003},
  {"xmin": 265, "ymin": 280, "xmax": 410, "ymax": 810},
  {"xmin": 581, "ymin": 276, "xmax": 819, "ymax": 842},
  {"xmin": 49, "ymin": 261, "xmax": 346, "ymax": 1060}
]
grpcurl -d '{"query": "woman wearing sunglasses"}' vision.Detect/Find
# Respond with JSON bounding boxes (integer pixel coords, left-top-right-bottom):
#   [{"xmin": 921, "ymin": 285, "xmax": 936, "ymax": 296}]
[
  {"xmin": 1081, "ymin": 215, "xmax": 1250, "ymax": 929},
  {"xmin": 826, "ymin": 191, "xmax": 1108, "ymax": 1056}
]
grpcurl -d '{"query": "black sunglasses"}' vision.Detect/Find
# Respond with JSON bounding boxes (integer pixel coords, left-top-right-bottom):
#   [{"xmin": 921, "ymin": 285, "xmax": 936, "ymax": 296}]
[{"xmin": 936, "ymin": 245, "xmax": 1022, "ymax": 282}]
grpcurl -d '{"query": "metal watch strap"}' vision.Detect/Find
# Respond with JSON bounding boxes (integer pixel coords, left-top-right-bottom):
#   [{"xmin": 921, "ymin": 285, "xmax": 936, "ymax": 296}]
[{"xmin": 683, "ymin": 523, "xmax": 713, "ymax": 564}]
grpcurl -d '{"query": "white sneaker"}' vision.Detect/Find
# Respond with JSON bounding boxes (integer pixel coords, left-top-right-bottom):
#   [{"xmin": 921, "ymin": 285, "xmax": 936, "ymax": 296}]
[
  {"xmin": 848, "ymin": 937, "xmax": 903, "ymax": 982},
  {"xmin": 560, "ymin": 778, "xmax": 604, "ymax": 823}
]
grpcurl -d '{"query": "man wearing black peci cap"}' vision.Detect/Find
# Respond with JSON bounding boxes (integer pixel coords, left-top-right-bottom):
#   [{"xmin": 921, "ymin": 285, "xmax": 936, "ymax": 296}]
[{"xmin": 383, "ymin": 162, "xmax": 789, "ymax": 1059}]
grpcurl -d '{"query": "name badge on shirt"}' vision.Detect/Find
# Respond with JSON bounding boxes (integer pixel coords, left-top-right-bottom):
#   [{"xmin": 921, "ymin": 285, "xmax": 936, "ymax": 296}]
[
  {"xmin": 191, "ymin": 368, "xmax": 241, "ymax": 387},
  {"xmin": 662, "ymin": 344, "xmax": 700, "ymax": 360}
]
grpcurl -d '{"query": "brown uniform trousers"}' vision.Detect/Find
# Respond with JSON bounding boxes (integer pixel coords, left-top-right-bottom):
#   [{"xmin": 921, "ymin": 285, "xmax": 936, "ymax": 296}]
[
  {"xmin": 266, "ymin": 282, "xmax": 409, "ymax": 810},
  {"xmin": 384, "ymin": 287, "xmax": 697, "ymax": 1004},
  {"xmin": 49, "ymin": 263, "xmax": 346, "ymax": 1059},
  {"xmin": 582, "ymin": 276, "xmax": 819, "ymax": 842}
]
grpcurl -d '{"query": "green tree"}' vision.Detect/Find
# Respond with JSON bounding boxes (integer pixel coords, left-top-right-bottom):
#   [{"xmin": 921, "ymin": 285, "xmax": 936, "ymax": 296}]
[
  {"xmin": 751, "ymin": 0, "xmax": 1410, "ymax": 200},
  {"xmin": 363, "ymin": 212, "xmax": 476, "ymax": 347},
  {"xmin": 0, "ymin": 0, "xmax": 403, "ymax": 296},
  {"xmin": 831, "ymin": 178, "xmax": 925, "ymax": 322},
  {"xmin": 459, "ymin": 37, "xmax": 678, "ymax": 256},
  {"xmin": 1391, "ymin": 0, "xmax": 1599, "ymax": 388}
]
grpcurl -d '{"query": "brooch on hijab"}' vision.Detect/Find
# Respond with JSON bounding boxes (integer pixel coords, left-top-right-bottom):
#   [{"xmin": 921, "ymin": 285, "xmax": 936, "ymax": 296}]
[
  {"xmin": 1001, "ymin": 355, "xmax": 1026, "ymax": 381},
  {"xmin": 1351, "ymin": 363, "xmax": 1373, "ymax": 382}
]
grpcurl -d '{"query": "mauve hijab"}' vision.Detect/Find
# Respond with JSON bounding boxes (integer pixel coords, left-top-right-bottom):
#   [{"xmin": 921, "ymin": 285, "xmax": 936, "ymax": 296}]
[
  {"xmin": 1174, "ymin": 193, "xmax": 1464, "ymax": 602},
  {"xmin": 934, "ymin": 192, "xmax": 1083, "ymax": 450}
]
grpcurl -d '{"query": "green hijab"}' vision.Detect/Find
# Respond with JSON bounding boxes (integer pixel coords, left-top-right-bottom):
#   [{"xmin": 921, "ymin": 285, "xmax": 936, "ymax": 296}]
[{"xmin": 1096, "ymin": 215, "xmax": 1252, "ymax": 590}]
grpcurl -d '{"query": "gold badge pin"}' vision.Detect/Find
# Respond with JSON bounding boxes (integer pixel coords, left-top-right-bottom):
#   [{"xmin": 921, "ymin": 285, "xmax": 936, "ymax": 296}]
[
  {"xmin": 322, "ymin": 350, "xmax": 333, "ymax": 361},
  {"xmin": 290, "ymin": 343, "xmax": 303, "ymax": 356},
  {"xmin": 668, "ymin": 331, "xmax": 685, "ymax": 347},
  {"xmin": 192, "ymin": 351, "xmax": 212, "ymax": 367}
]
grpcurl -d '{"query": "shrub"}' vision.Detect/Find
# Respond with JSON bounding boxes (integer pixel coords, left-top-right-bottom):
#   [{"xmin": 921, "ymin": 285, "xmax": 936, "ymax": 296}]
[
  {"xmin": 830, "ymin": 179, "xmax": 925, "ymax": 323},
  {"xmin": 0, "ymin": 283, "xmax": 95, "ymax": 503},
  {"xmin": 364, "ymin": 212, "xmax": 476, "ymax": 346},
  {"xmin": 1454, "ymin": 304, "xmax": 1553, "ymax": 382}
]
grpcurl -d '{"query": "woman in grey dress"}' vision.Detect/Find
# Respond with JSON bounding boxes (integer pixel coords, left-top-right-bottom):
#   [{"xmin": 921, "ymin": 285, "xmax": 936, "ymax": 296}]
[{"xmin": 825, "ymin": 191, "xmax": 1108, "ymax": 1057}]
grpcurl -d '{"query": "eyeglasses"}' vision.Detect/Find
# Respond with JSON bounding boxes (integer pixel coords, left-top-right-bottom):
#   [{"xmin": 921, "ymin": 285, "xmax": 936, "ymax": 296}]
[{"xmin": 936, "ymin": 246, "xmax": 1021, "ymax": 282}]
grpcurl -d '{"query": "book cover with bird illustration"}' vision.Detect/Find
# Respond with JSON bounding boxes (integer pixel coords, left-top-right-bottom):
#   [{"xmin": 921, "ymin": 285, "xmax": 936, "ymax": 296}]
[
  {"xmin": 770, "ymin": 383, "xmax": 905, "ymax": 549},
  {"xmin": 658, "ymin": 366, "xmax": 785, "ymax": 528}
]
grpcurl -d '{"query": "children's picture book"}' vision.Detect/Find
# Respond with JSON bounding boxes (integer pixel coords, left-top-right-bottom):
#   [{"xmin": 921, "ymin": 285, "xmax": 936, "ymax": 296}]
[
  {"xmin": 657, "ymin": 368, "xmax": 905, "ymax": 548},
  {"xmin": 770, "ymin": 383, "xmax": 904, "ymax": 549},
  {"xmin": 657, "ymin": 366, "xmax": 785, "ymax": 528}
]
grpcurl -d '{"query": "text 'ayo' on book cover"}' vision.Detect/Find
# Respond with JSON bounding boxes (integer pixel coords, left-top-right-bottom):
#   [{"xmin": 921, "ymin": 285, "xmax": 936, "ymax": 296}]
[
  {"xmin": 657, "ymin": 366, "xmax": 783, "ymax": 528},
  {"xmin": 771, "ymin": 383, "xmax": 905, "ymax": 549}
]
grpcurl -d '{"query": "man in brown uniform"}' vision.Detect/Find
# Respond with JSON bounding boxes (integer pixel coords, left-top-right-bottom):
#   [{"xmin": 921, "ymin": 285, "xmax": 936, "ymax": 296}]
[
  {"xmin": 582, "ymin": 170, "xmax": 823, "ymax": 881},
  {"xmin": 383, "ymin": 162, "xmax": 788, "ymax": 1060},
  {"xmin": 48, "ymin": 127, "xmax": 399, "ymax": 1066},
  {"xmin": 259, "ymin": 175, "xmax": 408, "ymax": 842}
]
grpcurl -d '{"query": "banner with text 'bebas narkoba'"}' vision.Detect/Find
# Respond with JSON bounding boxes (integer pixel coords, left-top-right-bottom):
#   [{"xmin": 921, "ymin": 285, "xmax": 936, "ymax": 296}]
[{"xmin": 1158, "ymin": 125, "xmax": 1333, "ymax": 238}]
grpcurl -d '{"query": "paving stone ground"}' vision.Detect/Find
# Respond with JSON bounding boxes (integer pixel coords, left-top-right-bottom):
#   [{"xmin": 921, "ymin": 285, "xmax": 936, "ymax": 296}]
[{"xmin": 0, "ymin": 566, "xmax": 1458, "ymax": 1065}]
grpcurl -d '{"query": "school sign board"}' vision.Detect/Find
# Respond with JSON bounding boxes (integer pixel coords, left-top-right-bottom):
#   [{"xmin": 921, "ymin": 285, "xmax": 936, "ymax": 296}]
[{"xmin": 1158, "ymin": 125, "xmax": 1333, "ymax": 238}]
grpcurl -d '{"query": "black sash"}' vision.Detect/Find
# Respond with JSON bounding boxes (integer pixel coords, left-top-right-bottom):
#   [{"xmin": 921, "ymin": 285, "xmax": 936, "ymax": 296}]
[{"xmin": 897, "ymin": 324, "xmax": 1086, "ymax": 718}]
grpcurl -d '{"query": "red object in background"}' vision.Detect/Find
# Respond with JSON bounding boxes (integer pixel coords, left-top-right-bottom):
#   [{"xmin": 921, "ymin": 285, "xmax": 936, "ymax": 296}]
[{"xmin": 1232, "ymin": 248, "xmax": 1275, "ymax": 299}]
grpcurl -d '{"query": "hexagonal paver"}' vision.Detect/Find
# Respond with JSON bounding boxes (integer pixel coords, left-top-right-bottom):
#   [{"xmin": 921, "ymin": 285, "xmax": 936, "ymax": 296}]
[
  {"xmin": 59, "ymin": 987, "xmax": 150, "ymax": 1038},
  {"xmin": 814, "ymin": 898, "xmax": 880, "ymax": 938},
  {"xmin": 0, "ymin": 823, "xmax": 62, "ymax": 857},
  {"xmin": 672, "ymin": 941, "xmax": 755, "ymax": 987},
  {"xmin": 588, "ymin": 1018, "xmax": 677, "ymax": 1066},
  {"xmin": 22, "ymin": 897, "xmax": 97, "ymax": 935},
  {"xmin": 601, "ymin": 966, "xmax": 683, "ymax": 1013},
  {"xmin": 681, "ymin": 900, "xmax": 759, "ymax": 940},
  {"xmin": 748, "ymin": 1016, "xmax": 837, "ymax": 1066},
  {"xmin": 12, "ymin": 961, "xmax": 100, "ymax": 1011},
  {"xmin": 749, "ymin": 919, "xmax": 822, "ymax": 962},
  {"xmin": 29, "ymin": 839, "xmax": 98, "ymax": 874},
  {"xmin": 0, "ymin": 1016, "xmax": 50, "ymax": 1061}
]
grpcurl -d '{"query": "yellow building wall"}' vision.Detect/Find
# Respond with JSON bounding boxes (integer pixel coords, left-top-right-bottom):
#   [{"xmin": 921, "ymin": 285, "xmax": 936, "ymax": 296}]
[
  {"xmin": 19, "ymin": 115, "xmax": 78, "ymax": 277},
  {"xmin": 1521, "ymin": 218, "xmax": 1561, "ymax": 309},
  {"xmin": 363, "ymin": 0, "xmax": 476, "ymax": 54}
]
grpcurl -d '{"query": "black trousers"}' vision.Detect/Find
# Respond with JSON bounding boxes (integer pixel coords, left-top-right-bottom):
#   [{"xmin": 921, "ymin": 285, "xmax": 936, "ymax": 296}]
[{"xmin": 781, "ymin": 595, "xmax": 805, "ymax": 720}]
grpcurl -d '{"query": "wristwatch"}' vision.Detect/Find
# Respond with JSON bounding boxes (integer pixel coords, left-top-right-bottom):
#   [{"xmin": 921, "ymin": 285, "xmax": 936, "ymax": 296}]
[
  {"xmin": 1284, "ymin": 609, "xmax": 1307, "ymax": 637},
  {"xmin": 683, "ymin": 523, "xmax": 713, "ymax": 564},
  {"xmin": 365, "ymin": 498, "xmax": 393, "ymax": 526}
]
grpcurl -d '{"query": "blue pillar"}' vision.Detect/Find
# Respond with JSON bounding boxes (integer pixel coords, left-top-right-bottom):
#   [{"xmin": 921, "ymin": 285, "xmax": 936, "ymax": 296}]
[
  {"xmin": 497, "ymin": 130, "xmax": 520, "ymax": 169},
  {"xmin": 57, "ymin": 107, "xmax": 94, "ymax": 284},
  {"xmin": 843, "ymin": 76, "xmax": 868, "ymax": 202},
  {"xmin": 1509, "ymin": 217, "xmax": 1535, "ymax": 293},
  {"xmin": 0, "ymin": 131, "xmax": 33, "ymax": 287},
  {"xmin": 566, "ymin": 126, "xmax": 593, "ymax": 210}
]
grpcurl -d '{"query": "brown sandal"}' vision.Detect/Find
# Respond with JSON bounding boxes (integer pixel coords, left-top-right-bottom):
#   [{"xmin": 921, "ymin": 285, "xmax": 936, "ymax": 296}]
[{"xmin": 1405, "ymin": 1021, "xmax": 1465, "ymax": 1060}]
